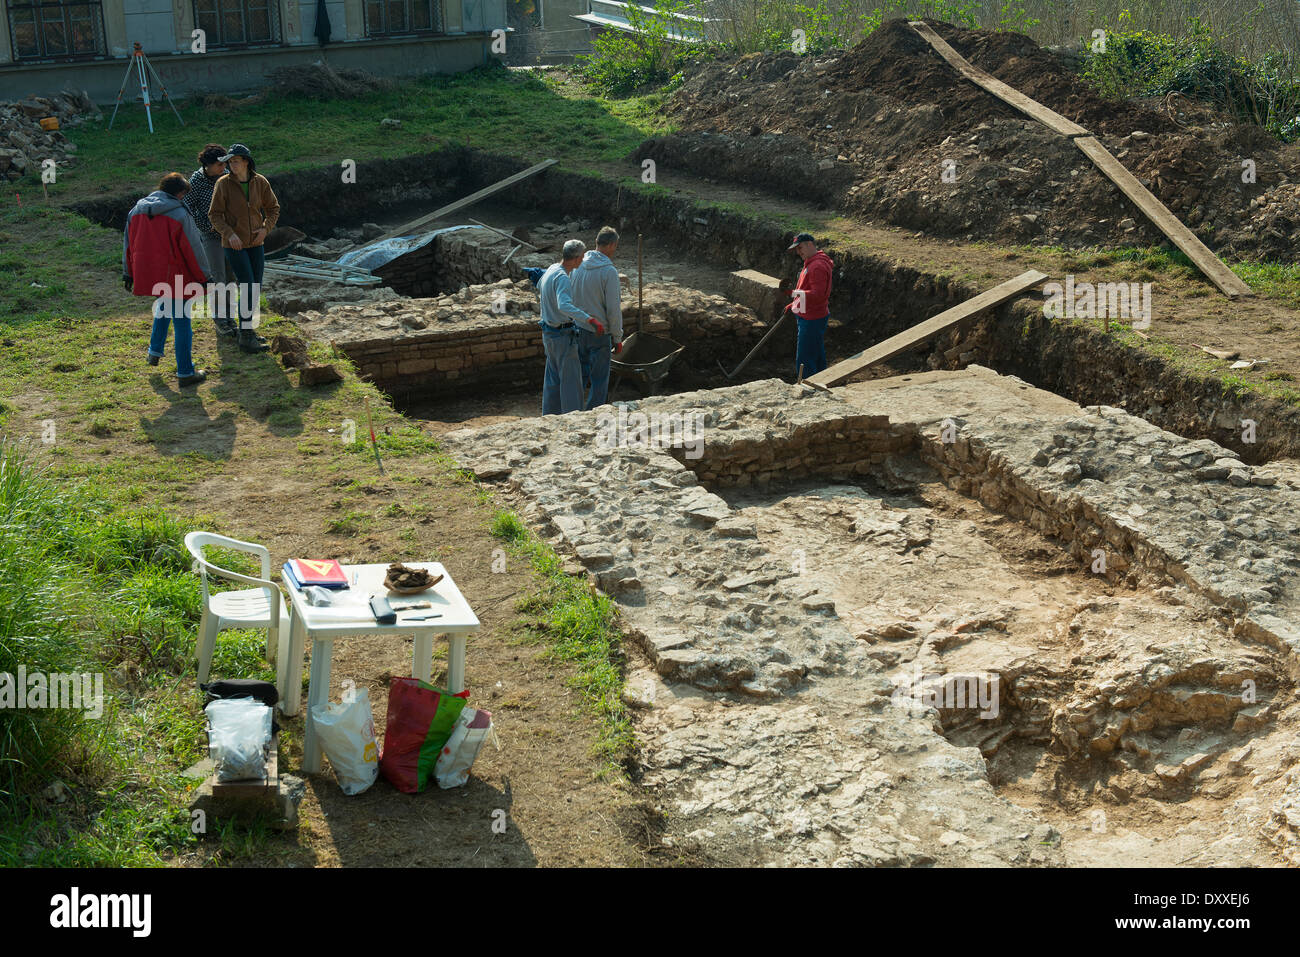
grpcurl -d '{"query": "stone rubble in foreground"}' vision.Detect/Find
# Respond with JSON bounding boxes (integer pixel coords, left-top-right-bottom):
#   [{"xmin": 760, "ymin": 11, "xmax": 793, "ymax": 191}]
[{"xmin": 441, "ymin": 367, "xmax": 1300, "ymax": 865}]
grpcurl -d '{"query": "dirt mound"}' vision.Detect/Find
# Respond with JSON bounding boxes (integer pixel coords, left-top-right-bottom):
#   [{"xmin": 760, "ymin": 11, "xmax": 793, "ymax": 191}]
[
  {"xmin": 266, "ymin": 62, "xmax": 394, "ymax": 100},
  {"xmin": 652, "ymin": 18, "xmax": 1300, "ymax": 262},
  {"xmin": 832, "ymin": 19, "xmax": 1175, "ymax": 138}
]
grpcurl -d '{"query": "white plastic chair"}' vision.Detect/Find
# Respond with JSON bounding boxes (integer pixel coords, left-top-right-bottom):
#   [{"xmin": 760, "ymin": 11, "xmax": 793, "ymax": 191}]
[{"xmin": 185, "ymin": 531, "xmax": 290, "ymax": 687}]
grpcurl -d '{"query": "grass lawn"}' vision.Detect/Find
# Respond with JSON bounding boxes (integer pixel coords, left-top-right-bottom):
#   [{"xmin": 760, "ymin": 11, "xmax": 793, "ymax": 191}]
[
  {"xmin": 28, "ymin": 64, "xmax": 676, "ymax": 205},
  {"xmin": 0, "ymin": 175, "xmax": 645, "ymax": 865}
]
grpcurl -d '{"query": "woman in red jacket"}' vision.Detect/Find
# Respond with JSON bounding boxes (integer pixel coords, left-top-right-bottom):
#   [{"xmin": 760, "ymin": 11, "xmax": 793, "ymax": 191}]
[{"xmin": 787, "ymin": 233, "xmax": 834, "ymax": 378}]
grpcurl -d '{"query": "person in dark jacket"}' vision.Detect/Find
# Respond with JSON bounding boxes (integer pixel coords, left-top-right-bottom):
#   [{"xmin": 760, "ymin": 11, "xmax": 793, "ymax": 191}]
[
  {"xmin": 185, "ymin": 142, "xmax": 236, "ymax": 338},
  {"xmin": 208, "ymin": 143, "xmax": 279, "ymax": 353},
  {"xmin": 123, "ymin": 172, "xmax": 211, "ymax": 386},
  {"xmin": 786, "ymin": 233, "xmax": 834, "ymax": 378}
]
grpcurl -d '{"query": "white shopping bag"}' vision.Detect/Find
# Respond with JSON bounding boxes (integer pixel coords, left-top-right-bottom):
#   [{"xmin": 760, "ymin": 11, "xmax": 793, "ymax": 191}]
[
  {"xmin": 206, "ymin": 697, "xmax": 272, "ymax": 782},
  {"xmin": 435, "ymin": 707, "xmax": 495, "ymax": 789},
  {"xmin": 311, "ymin": 688, "xmax": 380, "ymax": 795}
]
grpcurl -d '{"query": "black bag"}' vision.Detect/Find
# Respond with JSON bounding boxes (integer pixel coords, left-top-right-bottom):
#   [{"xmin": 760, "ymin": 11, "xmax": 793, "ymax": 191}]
[{"xmin": 202, "ymin": 678, "xmax": 280, "ymax": 734}]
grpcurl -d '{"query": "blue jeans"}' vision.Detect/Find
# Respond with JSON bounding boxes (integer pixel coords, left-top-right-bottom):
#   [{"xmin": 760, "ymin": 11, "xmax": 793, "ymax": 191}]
[
  {"xmin": 541, "ymin": 323, "xmax": 583, "ymax": 415},
  {"xmin": 796, "ymin": 315, "xmax": 829, "ymax": 378},
  {"xmin": 224, "ymin": 245, "xmax": 265, "ymax": 329},
  {"xmin": 148, "ymin": 298, "xmax": 196, "ymax": 377},
  {"xmin": 579, "ymin": 329, "xmax": 613, "ymax": 410}
]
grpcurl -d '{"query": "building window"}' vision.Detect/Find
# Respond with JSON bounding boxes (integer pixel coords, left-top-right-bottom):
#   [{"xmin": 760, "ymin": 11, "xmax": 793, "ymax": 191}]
[
  {"xmin": 365, "ymin": 0, "xmax": 444, "ymax": 37},
  {"xmin": 193, "ymin": 0, "xmax": 281, "ymax": 48},
  {"xmin": 7, "ymin": 1, "xmax": 106, "ymax": 60}
]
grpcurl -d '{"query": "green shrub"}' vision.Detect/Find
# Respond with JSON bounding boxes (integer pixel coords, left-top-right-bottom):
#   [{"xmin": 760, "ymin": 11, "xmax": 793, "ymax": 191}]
[
  {"xmin": 579, "ymin": 0, "xmax": 706, "ymax": 96},
  {"xmin": 1083, "ymin": 20, "xmax": 1300, "ymax": 141}
]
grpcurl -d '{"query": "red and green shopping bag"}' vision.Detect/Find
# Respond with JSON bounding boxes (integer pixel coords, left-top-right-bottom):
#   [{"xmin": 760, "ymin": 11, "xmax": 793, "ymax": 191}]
[{"xmin": 379, "ymin": 677, "xmax": 470, "ymax": 794}]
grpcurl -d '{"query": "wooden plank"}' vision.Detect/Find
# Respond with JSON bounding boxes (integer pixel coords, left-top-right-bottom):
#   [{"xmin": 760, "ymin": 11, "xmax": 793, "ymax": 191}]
[
  {"xmin": 1072, "ymin": 136, "xmax": 1252, "ymax": 298},
  {"xmin": 809, "ymin": 270, "xmax": 1048, "ymax": 387},
  {"xmin": 378, "ymin": 159, "xmax": 558, "ymax": 241},
  {"xmin": 908, "ymin": 18, "xmax": 1249, "ymax": 299},
  {"xmin": 909, "ymin": 21, "xmax": 1088, "ymax": 136}
]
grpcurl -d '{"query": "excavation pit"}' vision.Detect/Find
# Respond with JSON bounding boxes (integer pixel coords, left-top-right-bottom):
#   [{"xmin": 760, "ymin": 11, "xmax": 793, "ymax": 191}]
[
  {"xmin": 74, "ymin": 149, "xmax": 1300, "ymax": 460},
  {"xmin": 441, "ymin": 367, "xmax": 1300, "ymax": 867}
]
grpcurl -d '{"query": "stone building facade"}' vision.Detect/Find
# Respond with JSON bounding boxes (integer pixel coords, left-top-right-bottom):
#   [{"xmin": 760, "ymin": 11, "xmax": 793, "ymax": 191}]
[{"xmin": 0, "ymin": 0, "xmax": 508, "ymax": 100}]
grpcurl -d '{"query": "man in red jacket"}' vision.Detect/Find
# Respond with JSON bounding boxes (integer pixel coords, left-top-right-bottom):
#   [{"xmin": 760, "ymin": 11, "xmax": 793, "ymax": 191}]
[
  {"xmin": 123, "ymin": 172, "xmax": 212, "ymax": 386},
  {"xmin": 786, "ymin": 232, "xmax": 833, "ymax": 378}
]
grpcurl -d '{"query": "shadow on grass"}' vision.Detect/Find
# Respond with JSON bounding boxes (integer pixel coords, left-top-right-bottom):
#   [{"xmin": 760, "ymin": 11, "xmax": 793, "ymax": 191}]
[
  {"xmin": 141, "ymin": 376, "xmax": 237, "ymax": 457},
  {"xmin": 207, "ymin": 332, "xmax": 307, "ymax": 437}
]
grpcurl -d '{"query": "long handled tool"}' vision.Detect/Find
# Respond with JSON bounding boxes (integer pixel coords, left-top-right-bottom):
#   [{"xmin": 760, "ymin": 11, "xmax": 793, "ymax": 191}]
[
  {"xmin": 637, "ymin": 233, "xmax": 644, "ymax": 338},
  {"xmin": 364, "ymin": 396, "xmax": 385, "ymax": 475},
  {"xmin": 718, "ymin": 303, "xmax": 793, "ymax": 380}
]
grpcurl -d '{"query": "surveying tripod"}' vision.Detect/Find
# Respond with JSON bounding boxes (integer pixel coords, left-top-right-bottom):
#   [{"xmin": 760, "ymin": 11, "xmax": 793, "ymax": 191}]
[{"xmin": 108, "ymin": 42, "xmax": 185, "ymax": 133}]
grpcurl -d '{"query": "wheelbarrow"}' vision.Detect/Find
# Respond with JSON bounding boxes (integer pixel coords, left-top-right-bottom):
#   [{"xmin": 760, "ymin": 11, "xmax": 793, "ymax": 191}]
[{"xmin": 611, "ymin": 331, "xmax": 684, "ymax": 397}]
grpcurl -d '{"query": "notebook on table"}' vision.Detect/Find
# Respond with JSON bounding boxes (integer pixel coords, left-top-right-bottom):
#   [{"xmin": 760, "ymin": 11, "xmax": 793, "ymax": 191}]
[{"xmin": 283, "ymin": 559, "xmax": 349, "ymax": 590}]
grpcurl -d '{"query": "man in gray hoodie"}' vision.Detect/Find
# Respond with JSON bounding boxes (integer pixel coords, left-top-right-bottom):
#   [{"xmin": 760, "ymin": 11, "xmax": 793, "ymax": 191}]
[{"xmin": 569, "ymin": 225, "xmax": 623, "ymax": 410}]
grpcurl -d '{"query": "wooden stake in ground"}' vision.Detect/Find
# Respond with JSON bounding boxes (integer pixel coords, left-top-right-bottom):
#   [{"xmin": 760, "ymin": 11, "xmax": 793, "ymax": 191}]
[
  {"xmin": 364, "ymin": 396, "xmax": 385, "ymax": 475},
  {"xmin": 637, "ymin": 233, "xmax": 644, "ymax": 338}
]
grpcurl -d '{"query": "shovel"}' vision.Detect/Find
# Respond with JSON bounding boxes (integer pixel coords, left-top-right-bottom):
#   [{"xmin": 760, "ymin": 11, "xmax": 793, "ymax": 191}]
[{"xmin": 718, "ymin": 303, "xmax": 793, "ymax": 380}]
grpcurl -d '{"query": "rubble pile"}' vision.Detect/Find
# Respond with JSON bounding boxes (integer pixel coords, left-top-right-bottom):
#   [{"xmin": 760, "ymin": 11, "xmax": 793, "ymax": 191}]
[
  {"xmin": 0, "ymin": 89, "xmax": 98, "ymax": 181},
  {"xmin": 440, "ymin": 367, "xmax": 1300, "ymax": 865}
]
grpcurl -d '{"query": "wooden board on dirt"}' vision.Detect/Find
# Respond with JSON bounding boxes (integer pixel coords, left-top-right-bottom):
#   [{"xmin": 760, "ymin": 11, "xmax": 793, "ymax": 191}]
[
  {"xmin": 379, "ymin": 159, "xmax": 558, "ymax": 241},
  {"xmin": 809, "ymin": 269, "xmax": 1049, "ymax": 388},
  {"xmin": 1072, "ymin": 136, "xmax": 1253, "ymax": 298},
  {"xmin": 909, "ymin": 21, "xmax": 1089, "ymax": 137}
]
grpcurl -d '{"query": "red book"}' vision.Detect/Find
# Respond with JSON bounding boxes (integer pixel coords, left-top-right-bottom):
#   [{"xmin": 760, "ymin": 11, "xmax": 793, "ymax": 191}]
[{"xmin": 290, "ymin": 559, "xmax": 348, "ymax": 586}]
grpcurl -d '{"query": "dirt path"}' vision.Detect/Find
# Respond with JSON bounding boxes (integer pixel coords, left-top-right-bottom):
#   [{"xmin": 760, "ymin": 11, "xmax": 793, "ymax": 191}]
[{"xmin": 0, "ymin": 268, "xmax": 658, "ymax": 865}]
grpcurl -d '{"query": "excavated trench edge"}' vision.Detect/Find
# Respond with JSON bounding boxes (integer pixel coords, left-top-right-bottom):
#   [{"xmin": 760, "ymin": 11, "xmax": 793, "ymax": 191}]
[
  {"xmin": 70, "ymin": 148, "xmax": 1300, "ymax": 462},
  {"xmin": 660, "ymin": 406, "xmax": 1300, "ymax": 687}
]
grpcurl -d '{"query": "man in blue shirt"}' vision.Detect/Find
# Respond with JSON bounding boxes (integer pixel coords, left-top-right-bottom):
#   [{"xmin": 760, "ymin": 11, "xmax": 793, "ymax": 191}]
[{"xmin": 536, "ymin": 240, "xmax": 597, "ymax": 415}]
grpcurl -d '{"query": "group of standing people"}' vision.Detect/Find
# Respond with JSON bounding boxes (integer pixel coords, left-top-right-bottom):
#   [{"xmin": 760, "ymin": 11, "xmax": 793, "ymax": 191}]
[
  {"xmin": 532, "ymin": 225, "xmax": 625, "ymax": 415},
  {"xmin": 532, "ymin": 227, "xmax": 834, "ymax": 414},
  {"xmin": 122, "ymin": 142, "xmax": 280, "ymax": 386}
]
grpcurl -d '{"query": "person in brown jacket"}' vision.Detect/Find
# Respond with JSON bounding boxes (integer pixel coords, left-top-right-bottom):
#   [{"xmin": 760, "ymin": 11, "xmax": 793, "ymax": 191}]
[{"xmin": 208, "ymin": 143, "xmax": 279, "ymax": 353}]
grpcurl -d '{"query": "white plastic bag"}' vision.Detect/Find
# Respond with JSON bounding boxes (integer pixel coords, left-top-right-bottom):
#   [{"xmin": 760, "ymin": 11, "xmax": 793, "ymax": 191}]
[
  {"xmin": 435, "ymin": 707, "xmax": 495, "ymax": 789},
  {"xmin": 206, "ymin": 698, "xmax": 272, "ymax": 782},
  {"xmin": 311, "ymin": 688, "xmax": 380, "ymax": 795}
]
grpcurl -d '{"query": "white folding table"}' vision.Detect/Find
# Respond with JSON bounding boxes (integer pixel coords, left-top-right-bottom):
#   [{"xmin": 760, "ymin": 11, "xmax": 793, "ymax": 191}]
[{"xmin": 278, "ymin": 561, "xmax": 480, "ymax": 775}]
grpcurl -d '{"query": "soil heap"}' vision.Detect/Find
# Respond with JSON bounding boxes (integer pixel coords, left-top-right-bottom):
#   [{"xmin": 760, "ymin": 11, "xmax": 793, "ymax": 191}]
[{"xmin": 642, "ymin": 19, "xmax": 1298, "ymax": 261}]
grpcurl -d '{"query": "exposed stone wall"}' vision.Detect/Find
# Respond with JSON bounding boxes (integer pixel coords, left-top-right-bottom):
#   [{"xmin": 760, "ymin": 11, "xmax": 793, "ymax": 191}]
[
  {"xmin": 671, "ymin": 412, "xmax": 911, "ymax": 487},
  {"xmin": 296, "ymin": 280, "xmax": 546, "ymax": 396},
  {"xmin": 295, "ymin": 278, "xmax": 763, "ymax": 398},
  {"xmin": 375, "ymin": 228, "xmax": 551, "ymax": 298},
  {"xmin": 441, "ymin": 369, "xmax": 1300, "ymax": 866}
]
